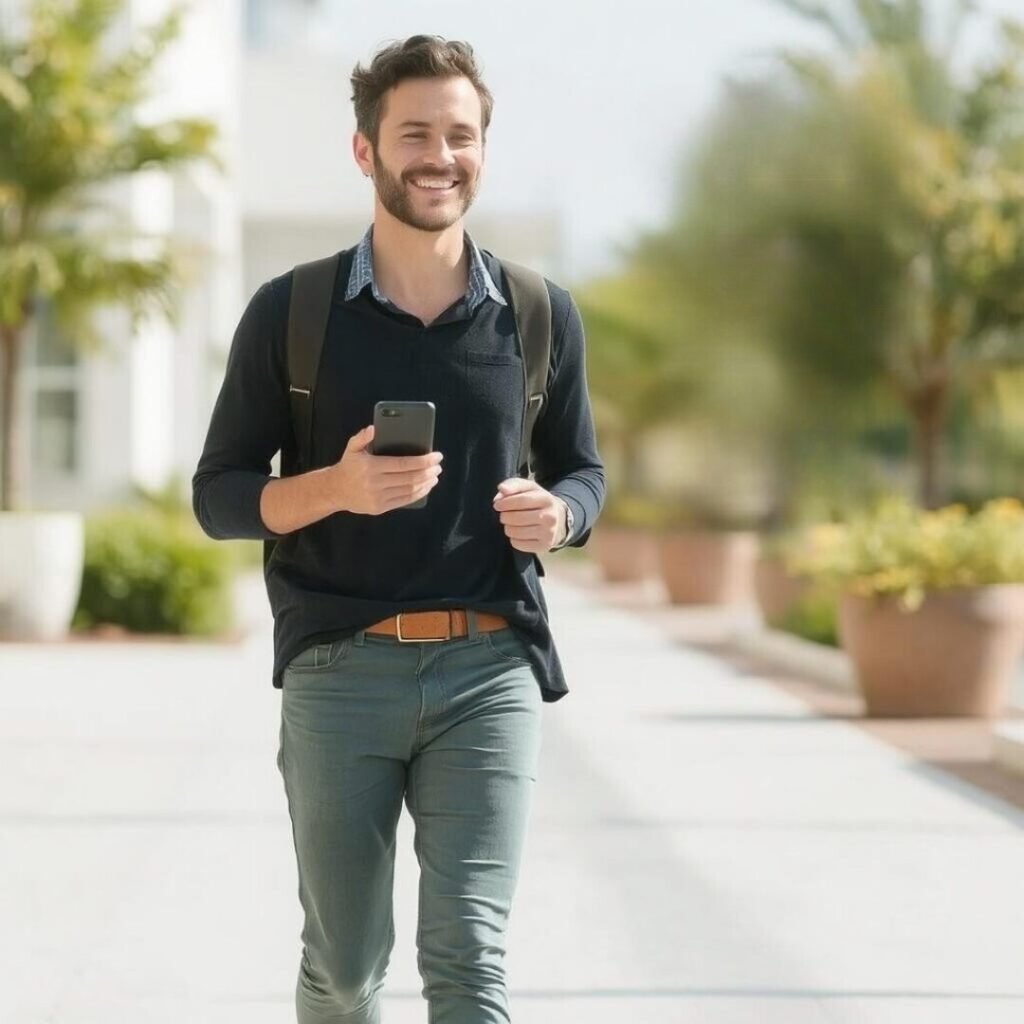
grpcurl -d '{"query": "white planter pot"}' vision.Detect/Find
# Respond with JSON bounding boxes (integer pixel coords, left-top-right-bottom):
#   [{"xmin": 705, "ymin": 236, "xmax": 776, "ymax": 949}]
[{"xmin": 0, "ymin": 511, "xmax": 85, "ymax": 640}]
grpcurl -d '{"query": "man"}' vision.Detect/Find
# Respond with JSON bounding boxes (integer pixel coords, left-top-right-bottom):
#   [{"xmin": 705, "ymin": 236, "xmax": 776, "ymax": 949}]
[{"xmin": 192, "ymin": 34, "xmax": 604, "ymax": 1024}]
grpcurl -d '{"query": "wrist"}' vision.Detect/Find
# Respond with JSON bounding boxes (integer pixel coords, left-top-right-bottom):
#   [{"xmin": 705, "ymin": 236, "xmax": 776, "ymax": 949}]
[
  {"xmin": 553, "ymin": 496, "xmax": 571, "ymax": 547},
  {"xmin": 317, "ymin": 463, "xmax": 349, "ymax": 515}
]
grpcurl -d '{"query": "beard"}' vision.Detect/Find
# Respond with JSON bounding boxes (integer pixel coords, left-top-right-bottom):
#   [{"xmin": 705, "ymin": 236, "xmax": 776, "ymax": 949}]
[{"xmin": 371, "ymin": 150, "xmax": 480, "ymax": 232}]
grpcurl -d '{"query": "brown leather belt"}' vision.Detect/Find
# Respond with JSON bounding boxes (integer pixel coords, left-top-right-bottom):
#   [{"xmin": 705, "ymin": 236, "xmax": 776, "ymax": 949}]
[{"xmin": 365, "ymin": 609, "xmax": 510, "ymax": 643}]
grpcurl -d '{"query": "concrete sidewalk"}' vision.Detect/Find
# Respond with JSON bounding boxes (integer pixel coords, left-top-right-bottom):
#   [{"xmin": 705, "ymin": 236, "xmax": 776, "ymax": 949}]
[{"xmin": 2, "ymin": 570, "xmax": 1023, "ymax": 1023}]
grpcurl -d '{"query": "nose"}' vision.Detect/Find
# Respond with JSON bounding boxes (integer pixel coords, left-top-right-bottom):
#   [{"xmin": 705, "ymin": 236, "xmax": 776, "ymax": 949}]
[{"xmin": 423, "ymin": 134, "xmax": 455, "ymax": 167}]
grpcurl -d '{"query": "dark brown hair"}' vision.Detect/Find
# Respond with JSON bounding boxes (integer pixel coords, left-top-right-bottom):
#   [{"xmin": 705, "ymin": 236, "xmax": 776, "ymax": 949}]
[{"xmin": 350, "ymin": 35, "xmax": 494, "ymax": 148}]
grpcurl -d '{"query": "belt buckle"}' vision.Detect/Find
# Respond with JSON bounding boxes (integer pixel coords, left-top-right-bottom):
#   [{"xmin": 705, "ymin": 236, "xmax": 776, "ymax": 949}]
[{"xmin": 395, "ymin": 610, "xmax": 452, "ymax": 643}]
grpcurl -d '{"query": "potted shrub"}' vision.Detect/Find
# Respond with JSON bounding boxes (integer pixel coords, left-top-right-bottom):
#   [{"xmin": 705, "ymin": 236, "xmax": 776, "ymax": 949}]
[
  {"xmin": 0, "ymin": 2, "xmax": 218, "ymax": 639},
  {"xmin": 789, "ymin": 497, "xmax": 1024, "ymax": 717},
  {"xmin": 755, "ymin": 527, "xmax": 816, "ymax": 626},
  {"xmin": 655, "ymin": 495, "xmax": 762, "ymax": 606},
  {"xmin": 591, "ymin": 493, "xmax": 666, "ymax": 582}
]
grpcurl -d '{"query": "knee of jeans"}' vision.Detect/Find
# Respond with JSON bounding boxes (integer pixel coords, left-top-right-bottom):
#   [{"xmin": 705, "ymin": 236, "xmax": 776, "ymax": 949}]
[
  {"xmin": 419, "ymin": 930, "xmax": 509, "ymax": 984},
  {"xmin": 419, "ymin": 956, "xmax": 508, "ymax": 1011},
  {"xmin": 300, "ymin": 953, "xmax": 382, "ymax": 1016}
]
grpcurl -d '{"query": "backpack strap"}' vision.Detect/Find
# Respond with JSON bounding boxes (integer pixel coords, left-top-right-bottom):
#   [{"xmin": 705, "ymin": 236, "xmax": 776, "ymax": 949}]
[
  {"xmin": 285, "ymin": 252, "xmax": 341, "ymax": 475},
  {"xmin": 497, "ymin": 258, "xmax": 552, "ymax": 479}
]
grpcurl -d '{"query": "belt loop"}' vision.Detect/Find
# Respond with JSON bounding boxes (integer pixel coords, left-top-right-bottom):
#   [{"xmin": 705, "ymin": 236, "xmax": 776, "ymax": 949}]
[
  {"xmin": 354, "ymin": 629, "xmax": 366, "ymax": 646},
  {"xmin": 466, "ymin": 608, "xmax": 479, "ymax": 640}
]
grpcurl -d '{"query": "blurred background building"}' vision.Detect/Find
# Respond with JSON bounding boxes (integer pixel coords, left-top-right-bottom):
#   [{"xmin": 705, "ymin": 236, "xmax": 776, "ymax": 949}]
[{"xmin": 11, "ymin": 0, "xmax": 563, "ymax": 512}]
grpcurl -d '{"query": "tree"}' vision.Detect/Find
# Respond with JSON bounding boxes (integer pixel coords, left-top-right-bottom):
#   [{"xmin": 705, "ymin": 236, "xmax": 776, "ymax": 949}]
[
  {"xmin": 632, "ymin": 0, "xmax": 1024, "ymax": 509},
  {"xmin": 780, "ymin": 0, "xmax": 1024, "ymax": 508},
  {"xmin": 0, "ymin": 0, "xmax": 220, "ymax": 511},
  {"xmin": 576, "ymin": 268, "xmax": 703, "ymax": 495}
]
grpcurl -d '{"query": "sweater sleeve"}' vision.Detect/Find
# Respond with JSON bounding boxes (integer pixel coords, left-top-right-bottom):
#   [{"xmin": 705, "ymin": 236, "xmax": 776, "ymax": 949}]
[
  {"xmin": 191, "ymin": 280, "xmax": 291, "ymax": 541},
  {"xmin": 530, "ymin": 289, "xmax": 606, "ymax": 548}
]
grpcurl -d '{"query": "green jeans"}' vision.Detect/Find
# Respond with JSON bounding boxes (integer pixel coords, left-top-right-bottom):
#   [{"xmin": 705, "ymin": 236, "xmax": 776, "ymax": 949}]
[{"xmin": 276, "ymin": 611, "xmax": 543, "ymax": 1023}]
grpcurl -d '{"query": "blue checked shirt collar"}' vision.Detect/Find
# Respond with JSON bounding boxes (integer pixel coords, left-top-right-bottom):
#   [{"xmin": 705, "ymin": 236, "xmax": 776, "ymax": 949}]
[{"xmin": 344, "ymin": 223, "xmax": 507, "ymax": 314}]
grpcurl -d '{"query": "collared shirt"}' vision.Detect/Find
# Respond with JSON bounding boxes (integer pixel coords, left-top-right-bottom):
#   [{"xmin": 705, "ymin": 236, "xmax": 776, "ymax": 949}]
[
  {"xmin": 192, "ymin": 237, "xmax": 604, "ymax": 700},
  {"xmin": 344, "ymin": 223, "xmax": 508, "ymax": 317},
  {"xmin": 345, "ymin": 223, "xmax": 571, "ymax": 547}
]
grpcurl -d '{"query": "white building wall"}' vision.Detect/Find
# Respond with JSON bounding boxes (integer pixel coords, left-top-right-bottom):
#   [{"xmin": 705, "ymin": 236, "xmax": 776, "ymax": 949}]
[
  {"xmin": 128, "ymin": 0, "xmax": 246, "ymax": 505},
  {"xmin": 20, "ymin": 0, "xmax": 246, "ymax": 512}
]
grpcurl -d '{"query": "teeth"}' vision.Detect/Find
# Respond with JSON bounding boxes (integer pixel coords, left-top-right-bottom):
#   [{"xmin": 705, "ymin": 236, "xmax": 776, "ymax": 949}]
[{"xmin": 412, "ymin": 179, "xmax": 456, "ymax": 189}]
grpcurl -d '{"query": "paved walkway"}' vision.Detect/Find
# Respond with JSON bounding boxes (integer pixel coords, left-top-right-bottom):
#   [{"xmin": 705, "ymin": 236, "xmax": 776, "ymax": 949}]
[{"xmin": 2, "ymin": 568, "xmax": 1023, "ymax": 1023}]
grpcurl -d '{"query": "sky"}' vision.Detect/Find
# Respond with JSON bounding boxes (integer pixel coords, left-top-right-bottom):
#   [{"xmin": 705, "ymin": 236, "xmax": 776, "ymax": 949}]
[{"xmin": 291, "ymin": 0, "xmax": 1020, "ymax": 284}]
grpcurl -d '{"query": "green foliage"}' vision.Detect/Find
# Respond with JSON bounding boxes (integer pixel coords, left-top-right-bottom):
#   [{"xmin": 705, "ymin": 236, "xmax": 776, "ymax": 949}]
[
  {"xmin": 134, "ymin": 471, "xmax": 265, "ymax": 572},
  {"xmin": 132, "ymin": 471, "xmax": 192, "ymax": 518},
  {"xmin": 576, "ymin": 270, "xmax": 704, "ymax": 441},
  {"xmin": 0, "ymin": 0, "xmax": 220, "ymax": 334},
  {"xmin": 600, "ymin": 490, "xmax": 764, "ymax": 532},
  {"xmin": 760, "ymin": 527, "xmax": 800, "ymax": 560},
  {"xmin": 775, "ymin": 587, "xmax": 839, "ymax": 647},
  {"xmin": 776, "ymin": 428, "xmax": 910, "ymax": 527},
  {"xmin": 625, "ymin": 0, "xmax": 1024, "ymax": 511},
  {"xmin": 72, "ymin": 506, "xmax": 235, "ymax": 635},
  {"xmin": 0, "ymin": 0, "xmax": 221, "ymax": 510},
  {"xmin": 782, "ymin": 495, "xmax": 1024, "ymax": 610},
  {"xmin": 600, "ymin": 492, "xmax": 675, "ymax": 529}
]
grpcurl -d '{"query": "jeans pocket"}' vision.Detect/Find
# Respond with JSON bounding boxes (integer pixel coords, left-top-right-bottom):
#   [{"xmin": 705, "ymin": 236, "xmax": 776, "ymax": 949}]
[
  {"xmin": 284, "ymin": 637, "xmax": 353, "ymax": 674},
  {"xmin": 481, "ymin": 627, "xmax": 532, "ymax": 667}
]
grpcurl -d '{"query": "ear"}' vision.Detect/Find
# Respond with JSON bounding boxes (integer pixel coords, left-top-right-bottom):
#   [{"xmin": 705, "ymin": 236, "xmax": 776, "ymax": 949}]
[{"xmin": 352, "ymin": 131, "xmax": 373, "ymax": 177}]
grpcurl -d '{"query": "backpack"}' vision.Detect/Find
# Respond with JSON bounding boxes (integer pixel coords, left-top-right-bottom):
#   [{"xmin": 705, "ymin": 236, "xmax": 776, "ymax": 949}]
[{"xmin": 281, "ymin": 249, "xmax": 553, "ymax": 481}]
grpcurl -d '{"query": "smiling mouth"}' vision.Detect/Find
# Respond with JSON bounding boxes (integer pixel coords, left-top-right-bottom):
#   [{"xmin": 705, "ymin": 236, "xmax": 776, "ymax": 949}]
[{"xmin": 409, "ymin": 179, "xmax": 460, "ymax": 193}]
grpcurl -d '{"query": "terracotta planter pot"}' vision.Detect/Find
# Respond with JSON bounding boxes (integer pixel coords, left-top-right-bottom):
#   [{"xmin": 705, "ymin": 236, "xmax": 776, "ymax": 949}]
[
  {"xmin": 592, "ymin": 524, "xmax": 659, "ymax": 582},
  {"xmin": 754, "ymin": 554, "xmax": 813, "ymax": 625},
  {"xmin": 657, "ymin": 529, "xmax": 760, "ymax": 605},
  {"xmin": 838, "ymin": 585, "xmax": 1024, "ymax": 718}
]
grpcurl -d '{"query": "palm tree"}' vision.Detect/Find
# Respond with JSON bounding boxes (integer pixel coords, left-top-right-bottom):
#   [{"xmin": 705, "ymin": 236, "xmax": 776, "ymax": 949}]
[
  {"xmin": 632, "ymin": 0, "xmax": 1024, "ymax": 510},
  {"xmin": 769, "ymin": 0, "xmax": 1024, "ymax": 507},
  {"xmin": 0, "ymin": 0, "xmax": 220, "ymax": 511},
  {"xmin": 625, "ymin": 75, "xmax": 908, "ymax": 523}
]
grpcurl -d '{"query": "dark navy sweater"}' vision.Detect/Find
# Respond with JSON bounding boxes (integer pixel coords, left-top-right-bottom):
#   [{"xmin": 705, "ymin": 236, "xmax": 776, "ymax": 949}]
[{"xmin": 191, "ymin": 242, "xmax": 605, "ymax": 701}]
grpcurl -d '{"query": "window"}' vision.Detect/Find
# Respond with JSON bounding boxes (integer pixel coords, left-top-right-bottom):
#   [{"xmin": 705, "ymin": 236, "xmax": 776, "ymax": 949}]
[
  {"xmin": 26, "ymin": 299, "xmax": 81, "ymax": 476},
  {"xmin": 32, "ymin": 389, "xmax": 78, "ymax": 474}
]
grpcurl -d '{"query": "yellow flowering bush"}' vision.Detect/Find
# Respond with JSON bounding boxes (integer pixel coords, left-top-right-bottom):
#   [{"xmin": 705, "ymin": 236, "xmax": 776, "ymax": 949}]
[{"xmin": 780, "ymin": 496, "xmax": 1024, "ymax": 612}]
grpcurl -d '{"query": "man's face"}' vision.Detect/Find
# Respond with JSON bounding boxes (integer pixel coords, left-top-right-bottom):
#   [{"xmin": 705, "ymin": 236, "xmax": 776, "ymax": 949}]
[{"xmin": 360, "ymin": 75, "xmax": 485, "ymax": 232}]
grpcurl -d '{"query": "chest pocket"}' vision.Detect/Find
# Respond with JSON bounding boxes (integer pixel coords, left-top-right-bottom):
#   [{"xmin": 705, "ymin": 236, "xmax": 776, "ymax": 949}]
[
  {"xmin": 463, "ymin": 350, "xmax": 524, "ymax": 454},
  {"xmin": 463, "ymin": 348, "xmax": 549, "ymax": 581}
]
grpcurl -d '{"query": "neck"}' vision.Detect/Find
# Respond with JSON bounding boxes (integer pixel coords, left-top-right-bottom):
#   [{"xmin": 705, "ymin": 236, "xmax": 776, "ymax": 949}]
[{"xmin": 370, "ymin": 210, "xmax": 469, "ymax": 308}]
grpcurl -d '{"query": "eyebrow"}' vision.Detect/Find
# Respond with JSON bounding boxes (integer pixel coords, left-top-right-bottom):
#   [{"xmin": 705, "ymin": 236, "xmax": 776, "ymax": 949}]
[{"xmin": 396, "ymin": 120, "xmax": 479, "ymax": 134}]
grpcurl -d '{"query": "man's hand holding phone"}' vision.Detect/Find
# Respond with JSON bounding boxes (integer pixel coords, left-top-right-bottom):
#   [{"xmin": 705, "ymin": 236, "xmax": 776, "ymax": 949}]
[{"xmin": 330, "ymin": 424, "xmax": 443, "ymax": 515}]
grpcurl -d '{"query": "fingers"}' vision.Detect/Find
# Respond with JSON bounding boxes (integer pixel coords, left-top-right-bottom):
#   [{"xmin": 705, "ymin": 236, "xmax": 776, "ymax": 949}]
[
  {"xmin": 371, "ymin": 461, "xmax": 442, "ymax": 499},
  {"xmin": 376, "ymin": 471, "xmax": 441, "ymax": 511},
  {"xmin": 498, "ymin": 508, "xmax": 548, "ymax": 526},
  {"xmin": 492, "ymin": 488, "xmax": 545, "ymax": 509},
  {"xmin": 375, "ymin": 451, "xmax": 444, "ymax": 474},
  {"xmin": 503, "ymin": 526, "xmax": 545, "ymax": 541},
  {"xmin": 379, "ymin": 473, "xmax": 439, "ymax": 501}
]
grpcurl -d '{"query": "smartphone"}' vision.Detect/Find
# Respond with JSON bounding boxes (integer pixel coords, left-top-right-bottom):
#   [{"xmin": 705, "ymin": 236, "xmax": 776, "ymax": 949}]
[{"xmin": 370, "ymin": 400, "xmax": 437, "ymax": 510}]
